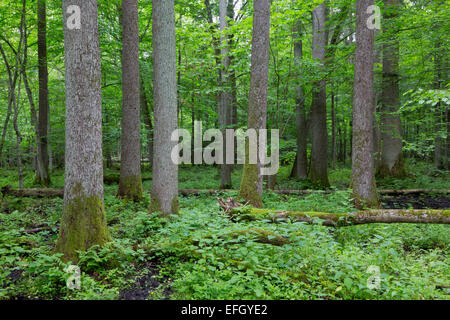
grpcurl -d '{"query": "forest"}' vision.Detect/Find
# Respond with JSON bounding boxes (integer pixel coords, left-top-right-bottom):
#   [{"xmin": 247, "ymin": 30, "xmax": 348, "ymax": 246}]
[{"xmin": 0, "ymin": 0, "xmax": 448, "ymax": 301}]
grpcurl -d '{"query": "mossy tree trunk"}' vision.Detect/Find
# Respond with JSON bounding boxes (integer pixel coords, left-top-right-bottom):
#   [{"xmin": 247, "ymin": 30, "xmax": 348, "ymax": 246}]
[
  {"xmin": 56, "ymin": 0, "xmax": 111, "ymax": 262},
  {"xmin": 378, "ymin": 0, "xmax": 406, "ymax": 178},
  {"xmin": 150, "ymin": 0, "xmax": 179, "ymax": 215},
  {"xmin": 118, "ymin": 0, "xmax": 143, "ymax": 201},
  {"xmin": 351, "ymin": 0, "xmax": 380, "ymax": 209},
  {"xmin": 238, "ymin": 0, "xmax": 271, "ymax": 208},
  {"xmin": 309, "ymin": 2, "xmax": 330, "ymax": 187}
]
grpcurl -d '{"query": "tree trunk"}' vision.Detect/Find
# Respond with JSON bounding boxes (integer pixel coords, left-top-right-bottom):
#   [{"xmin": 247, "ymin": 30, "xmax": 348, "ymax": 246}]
[
  {"xmin": 219, "ymin": 0, "xmax": 233, "ymax": 189},
  {"xmin": 309, "ymin": 2, "xmax": 330, "ymax": 187},
  {"xmin": 118, "ymin": 0, "xmax": 143, "ymax": 200},
  {"xmin": 352, "ymin": 0, "xmax": 379, "ymax": 209},
  {"xmin": 150, "ymin": 0, "xmax": 179, "ymax": 215},
  {"xmin": 140, "ymin": 76, "xmax": 153, "ymax": 168},
  {"xmin": 378, "ymin": 0, "xmax": 405, "ymax": 177},
  {"xmin": 238, "ymin": 0, "xmax": 271, "ymax": 207},
  {"xmin": 36, "ymin": 0, "xmax": 50, "ymax": 186},
  {"xmin": 291, "ymin": 19, "xmax": 308, "ymax": 179},
  {"xmin": 56, "ymin": 0, "xmax": 110, "ymax": 262}
]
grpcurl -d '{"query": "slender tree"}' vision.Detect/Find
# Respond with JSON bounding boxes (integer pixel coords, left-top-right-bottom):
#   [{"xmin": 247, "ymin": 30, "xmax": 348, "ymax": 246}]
[
  {"xmin": 219, "ymin": 0, "xmax": 233, "ymax": 188},
  {"xmin": 239, "ymin": 0, "xmax": 271, "ymax": 207},
  {"xmin": 36, "ymin": 0, "xmax": 50, "ymax": 185},
  {"xmin": 352, "ymin": 0, "xmax": 379, "ymax": 209},
  {"xmin": 150, "ymin": 0, "xmax": 179, "ymax": 215},
  {"xmin": 56, "ymin": 0, "xmax": 110, "ymax": 262},
  {"xmin": 118, "ymin": 0, "xmax": 143, "ymax": 200},
  {"xmin": 291, "ymin": 19, "xmax": 308, "ymax": 179},
  {"xmin": 378, "ymin": 0, "xmax": 406, "ymax": 177},
  {"xmin": 309, "ymin": 2, "xmax": 330, "ymax": 187}
]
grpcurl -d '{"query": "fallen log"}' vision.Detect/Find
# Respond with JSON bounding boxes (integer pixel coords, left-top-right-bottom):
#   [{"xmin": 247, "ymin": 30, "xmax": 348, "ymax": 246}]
[
  {"xmin": 228, "ymin": 207, "xmax": 450, "ymax": 227},
  {"xmin": 180, "ymin": 189, "xmax": 450, "ymax": 196},
  {"xmin": 1, "ymin": 186, "xmax": 64, "ymax": 198},
  {"xmin": 2, "ymin": 186, "xmax": 449, "ymax": 199},
  {"xmin": 217, "ymin": 198, "xmax": 450, "ymax": 227},
  {"xmin": 104, "ymin": 174, "xmax": 152, "ymax": 185}
]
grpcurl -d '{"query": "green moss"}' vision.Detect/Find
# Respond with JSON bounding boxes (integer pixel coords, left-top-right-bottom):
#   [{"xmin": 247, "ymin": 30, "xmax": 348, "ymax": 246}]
[
  {"xmin": 34, "ymin": 174, "xmax": 51, "ymax": 187},
  {"xmin": 377, "ymin": 155, "xmax": 407, "ymax": 178},
  {"xmin": 118, "ymin": 174, "xmax": 143, "ymax": 201},
  {"xmin": 148, "ymin": 194, "xmax": 179, "ymax": 216},
  {"xmin": 171, "ymin": 196, "xmax": 180, "ymax": 214},
  {"xmin": 239, "ymin": 163, "xmax": 262, "ymax": 208},
  {"xmin": 148, "ymin": 195, "xmax": 161, "ymax": 214},
  {"xmin": 55, "ymin": 186, "xmax": 111, "ymax": 263}
]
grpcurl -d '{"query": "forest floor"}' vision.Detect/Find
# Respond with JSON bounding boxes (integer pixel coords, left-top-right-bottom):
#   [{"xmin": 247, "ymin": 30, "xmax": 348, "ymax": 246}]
[{"xmin": 0, "ymin": 159, "xmax": 449, "ymax": 300}]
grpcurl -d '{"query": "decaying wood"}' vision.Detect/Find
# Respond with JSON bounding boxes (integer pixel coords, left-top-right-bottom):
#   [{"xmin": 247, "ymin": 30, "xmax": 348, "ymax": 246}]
[
  {"xmin": 2, "ymin": 186, "xmax": 449, "ymax": 199},
  {"xmin": 1, "ymin": 185, "xmax": 64, "ymax": 197},
  {"xmin": 217, "ymin": 198, "xmax": 450, "ymax": 227}
]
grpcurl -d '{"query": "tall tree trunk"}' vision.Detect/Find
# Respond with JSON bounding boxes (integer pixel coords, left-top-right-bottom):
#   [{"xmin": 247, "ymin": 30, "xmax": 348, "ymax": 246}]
[
  {"xmin": 291, "ymin": 19, "xmax": 308, "ymax": 179},
  {"xmin": 56, "ymin": 0, "xmax": 110, "ymax": 262},
  {"xmin": 150, "ymin": 0, "xmax": 179, "ymax": 215},
  {"xmin": 309, "ymin": 2, "xmax": 330, "ymax": 187},
  {"xmin": 239, "ymin": 0, "xmax": 271, "ymax": 207},
  {"xmin": 219, "ymin": 0, "xmax": 233, "ymax": 189},
  {"xmin": 36, "ymin": 0, "xmax": 50, "ymax": 186},
  {"xmin": 118, "ymin": 0, "xmax": 143, "ymax": 200},
  {"xmin": 140, "ymin": 76, "xmax": 153, "ymax": 168},
  {"xmin": 378, "ymin": 0, "xmax": 405, "ymax": 177},
  {"xmin": 331, "ymin": 91, "xmax": 336, "ymax": 170},
  {"xmin": 352, "ymin": 0, "xmax": 379, "ymax": 209},
  {"xmin": 14, "ymin": 73, "xmax": 23, "ymax": 189}
]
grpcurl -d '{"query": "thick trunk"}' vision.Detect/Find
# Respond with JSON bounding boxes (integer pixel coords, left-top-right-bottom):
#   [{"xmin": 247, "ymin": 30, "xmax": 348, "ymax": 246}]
[
  {"xmin": 378, "ymin": 0, "xmax": 405, "ymax": 177},
  {"xmin": 118, "ymin": 0, "xmax": 143, "ymax": 200},
  {"xmin": 36, "ymin": 0, "xmax": 50, "ymax": 186},
  {"xmin": 150, "ymin": 0, "xmax": 179, "ymax": 215},
  {"xmin": 309, "ymin": 2, "xmax": 329, "ymax": 187},
  {"xmin": 238, "ymin": 0, "xmax": 271, "ymax": 207},
  {"xmin": 56, "ymin": 0, "xmax": 110, "ymax": 262},
  {"xmin": 352, "ymin": 0, "xmax": 379, "ymax": 209}
]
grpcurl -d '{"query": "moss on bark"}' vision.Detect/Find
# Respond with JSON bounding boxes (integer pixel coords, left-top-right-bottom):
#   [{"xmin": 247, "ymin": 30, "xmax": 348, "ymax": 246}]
[
  {"xmin": 377, "ymin": 154, "xmax": 406, "ymax": 178},
  {"xmin": 148, "ymin": 194, "xmax": 179, "ymax": 216},
  {"xmin": 118, "ymin": 174, "xmax": 143, "ymax": 201},
  {"xmin": 239, "ymin": 163, "xmax": 263, "ymax": 208},
  {"xmin": 55, "ymin": 192, "xmax": 111, "ymax": 263}
]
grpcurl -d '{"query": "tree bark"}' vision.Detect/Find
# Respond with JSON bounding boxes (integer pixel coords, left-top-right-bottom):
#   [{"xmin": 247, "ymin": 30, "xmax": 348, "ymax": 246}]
[
  {"xmin": 351, "ymin": 0, "xmax": 379, "ymax": 209},
  {"xmin": 238, "ymin": 0, "xmax": 271, "ymax": 207},
  {"xmin": 140, "ymin": 76, "xmax": 153, "ymax": 168},
  {"xmin": 378, "ymin": 0, "xmax": 406, "ymax": 177},
  {"xmin": 150, "ymin": 0, "xmax": 179, "ymax": 215},
  {"xmin": 56, "ymin": 0, "xmax": 111, "ymax": 262},
  {"xmin": 118, "ymin": 0, "xmax": 143, "ymax": 200},
  {"xmin": 291, "ymin": 18, "xmax": 308, "ymax": 179},
  {"xmin": 219, "ymin": 0, "xmax": 233, "ymax": 189},
  {"xmin": 309, "ymin": 2, "xmax": 330, "ymax": 187},
  {"xmin": 36, "ymin": 0, "xmax": 50, "ymax": 186}
]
